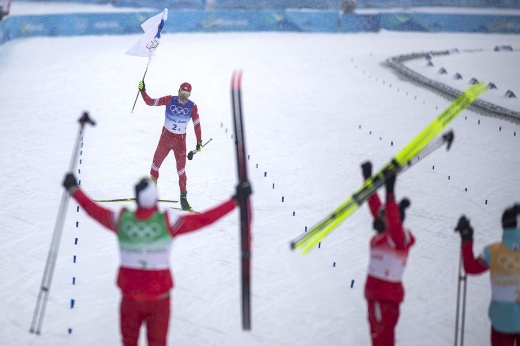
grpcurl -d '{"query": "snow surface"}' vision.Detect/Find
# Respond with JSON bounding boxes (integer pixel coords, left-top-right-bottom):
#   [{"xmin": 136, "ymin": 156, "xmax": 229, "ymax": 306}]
[{"xmin": 1, "ymin": 3, "xmax": 520, "ymax": 346}]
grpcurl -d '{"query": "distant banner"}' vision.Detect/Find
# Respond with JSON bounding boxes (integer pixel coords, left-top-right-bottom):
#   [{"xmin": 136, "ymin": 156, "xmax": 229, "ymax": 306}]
[
  {"xmin": 380, "ymin": 13, "xmax": 520, "ymax": 33},
  {"xmin": 3, "ymin": 12, "xmax": 156, "ymax": 40},
  {"xmin": 341, "ymin": 13, "xmax": 380, "ymax": 32},
  {"xmin": 166, "ymin": 10, "xmax": 339, "ymax": 32},
  {"xmin": 1, "ymin": 9, "xmax": 520, "ymax": 48}
]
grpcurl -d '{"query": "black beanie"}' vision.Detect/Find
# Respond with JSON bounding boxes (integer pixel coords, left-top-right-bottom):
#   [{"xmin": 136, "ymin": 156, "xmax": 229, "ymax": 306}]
[
  {"xmin": 134, "ymin": 178, "xmax": 157, "ymax": 208},
  {"xmin": 502, "ymin": 204, "xmax": 519, "ymax": 229}
]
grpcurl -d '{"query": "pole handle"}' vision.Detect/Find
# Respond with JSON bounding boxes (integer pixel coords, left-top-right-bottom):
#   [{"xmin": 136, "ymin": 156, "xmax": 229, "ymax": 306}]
[
  {"xmin": 187, "ymin": 138, "xmax": 213, "ymax": 160},
  {"xmin": 79, "ymin": 111, "xmax": 96, "ymax": 127}
]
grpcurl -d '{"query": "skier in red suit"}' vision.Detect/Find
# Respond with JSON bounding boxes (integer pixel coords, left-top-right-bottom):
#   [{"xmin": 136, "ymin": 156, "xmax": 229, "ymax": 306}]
[
  {"xmin": 138, "ymin": 80, "xmax": 202, "ymax": 211},
  {"xmin": 62, "ymin": 173, "xmax": 251, "ymax": 346},
  {"xmin": 361, "ymin": 161, "xmax": 415, "ymax": 346}
]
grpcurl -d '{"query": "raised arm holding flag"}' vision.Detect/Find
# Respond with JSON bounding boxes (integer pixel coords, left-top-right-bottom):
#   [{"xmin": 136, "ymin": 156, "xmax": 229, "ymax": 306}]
[{"xmin": 127, "ymin": 8, "xmax": 168, "ymax": 112}]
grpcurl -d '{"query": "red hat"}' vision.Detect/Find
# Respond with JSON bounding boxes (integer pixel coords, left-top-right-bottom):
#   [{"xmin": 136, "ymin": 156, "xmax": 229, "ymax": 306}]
[{"xmin": 179, "ymin": 82, "xmax": 192, "ymax": 92}]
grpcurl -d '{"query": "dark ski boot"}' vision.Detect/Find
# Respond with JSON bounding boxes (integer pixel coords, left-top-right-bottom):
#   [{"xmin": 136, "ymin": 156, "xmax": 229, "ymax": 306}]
[{"xmin": 180, "ymin": 191, "xmax": 192, "ymax": 211}]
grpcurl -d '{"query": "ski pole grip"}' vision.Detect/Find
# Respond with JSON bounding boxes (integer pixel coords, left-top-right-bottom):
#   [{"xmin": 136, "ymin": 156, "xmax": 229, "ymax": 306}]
[{"xmin": 78, "ymin": 111, "xmax": 96, "ymax": 126}]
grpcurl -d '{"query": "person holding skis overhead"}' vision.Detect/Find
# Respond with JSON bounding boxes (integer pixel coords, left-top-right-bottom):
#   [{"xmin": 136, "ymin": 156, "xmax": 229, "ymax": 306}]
[
  {"xmin": 360, "ymin": 161, "xmax": 415, "ymax": 346},
  {"xmin": 62, "ymin": 173, "xmax": 251, "ymax": 346},
  {"xmin": 138, "ymin": 80, "xmax": 202, "ymax": 211},
  {"xmin": 454, "ymin": 203, "xmax": 520, "ymax": 345}
]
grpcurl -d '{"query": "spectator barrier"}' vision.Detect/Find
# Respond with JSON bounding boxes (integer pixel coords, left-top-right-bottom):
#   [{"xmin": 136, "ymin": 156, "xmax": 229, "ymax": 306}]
[
  {"xmin": 2, "ymin": 9, "xmax": 520, "ymax": 42},
  {"xmin": 11, "ymin": 0, "xmax": 520, "ymax": 10}
]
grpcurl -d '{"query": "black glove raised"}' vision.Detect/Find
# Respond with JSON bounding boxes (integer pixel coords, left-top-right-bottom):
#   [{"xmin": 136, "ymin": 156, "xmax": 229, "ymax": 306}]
[
  {"xmin": 196, "ymin": 141, "xmax": 203, "ymax": 152},
  {"xmin": 455, "ymin": 215, "xmax": 473, "ymax": 242},
  {"xmin": 361, "ymin": 161, "xmax": 372, "ymax": 180},
  {"xmin": 63, "ymin": 173, "xmax": 79, "ymax": 193},
  {"xmin": 234, "ymin": 180, "xmax": 252, "ymax": 203},
  {"xmin": 384, "ymin": 171, "xmax": 396, "ymax": 194}
]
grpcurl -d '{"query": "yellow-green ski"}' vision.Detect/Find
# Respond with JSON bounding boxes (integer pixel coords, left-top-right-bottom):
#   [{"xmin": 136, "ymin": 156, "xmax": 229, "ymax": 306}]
[{"xmin": 291, "ymin": 82, "xmax": 488, "ymax": 254}]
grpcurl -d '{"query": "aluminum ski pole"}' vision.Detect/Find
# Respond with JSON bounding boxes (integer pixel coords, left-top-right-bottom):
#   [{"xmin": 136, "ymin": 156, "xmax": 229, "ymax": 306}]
[
  {"xmin": 187, "ymin": 138, "xmax": 213, "ymax": 160},
  {"xmin": 30, "ymin": 112, "xmax": 95, "ymax": 335},
  {"xmin": 454, "ymin": 250, "xmax": 468, "ymax": 346}
]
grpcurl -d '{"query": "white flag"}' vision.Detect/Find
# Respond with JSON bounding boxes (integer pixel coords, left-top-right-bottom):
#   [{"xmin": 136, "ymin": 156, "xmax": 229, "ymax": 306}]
[{"xmin": 126, "ymin": 8, "xmax": 168, "ymax": 57}]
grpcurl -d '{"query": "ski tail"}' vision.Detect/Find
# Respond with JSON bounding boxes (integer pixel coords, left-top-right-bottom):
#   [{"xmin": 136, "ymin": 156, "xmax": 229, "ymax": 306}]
[{"xmin": 231, "ymin": 70, "xmax": 252, "ymax": 331}]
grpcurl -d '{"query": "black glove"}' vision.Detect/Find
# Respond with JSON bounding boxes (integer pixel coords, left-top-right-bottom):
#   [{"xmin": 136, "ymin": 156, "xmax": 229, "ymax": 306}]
[
  {"xmin": 63, "ymin": 173, "xmax": 79, "ymax": 193},
  {"xmin": 399, "ymin": 198, "xmax": 411, "ymax": 222},
  {"xmin": 384, "ymin": 172, "xmax": 396, "ymax": 194},
  {"xmin": 138, "ymin": 80, "xmax": 146, "ymax": 92},
  {"xmin": 361, "ymin": 161, "xmax": 372, "ymax": 180},
  {"xmin": 187, "ymin": 151, "xmax": 194, "ymax": 160},
  {"xmin": 234, "ymin": 181, "xmax": 252, "ymax": 203},
  {"xmin": 196, "ymin": 142, "xmax": 203, "ymax": 152},
  {"xmin": 455, "ymin": 215, "xmax": 473, "ymax": 242}
]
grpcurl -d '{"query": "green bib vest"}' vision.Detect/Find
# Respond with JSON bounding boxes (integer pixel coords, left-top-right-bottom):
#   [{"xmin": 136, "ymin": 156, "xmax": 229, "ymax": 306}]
[{"xmin": 117, "ymin": 210, "xmax": 173, "ymax": 270}]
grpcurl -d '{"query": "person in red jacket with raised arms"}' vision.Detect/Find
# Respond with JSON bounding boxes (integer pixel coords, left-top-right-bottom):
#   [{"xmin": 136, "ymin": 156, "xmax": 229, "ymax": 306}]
[
  {"xmin": 138, "ymin": 80, "xmax": 202, "ymax": 211},
  {"xmin": 62, "ymin": 173, "xmax": 251, "ymax": 346},
  {"xmin": 361, "ymin": 161, "xmax": 415, "ymax": 346}
]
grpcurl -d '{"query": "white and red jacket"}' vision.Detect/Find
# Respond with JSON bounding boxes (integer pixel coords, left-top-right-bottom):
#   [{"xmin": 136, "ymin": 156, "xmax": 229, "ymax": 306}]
[
  {"xmin": 72, "ymin": 188, "xmax": 235, "ymax": 300},
  {"xmin": 365, "ymin": 192, "xmax": 415, "ymax": 303}
]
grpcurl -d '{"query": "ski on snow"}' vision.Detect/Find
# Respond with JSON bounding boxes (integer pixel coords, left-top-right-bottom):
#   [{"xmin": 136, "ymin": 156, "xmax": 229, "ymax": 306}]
[
  {"xmin": 169, "ymin": 207, "xmax": 201, "ymax": 214},
  {"xmin": 290, "ymin": 81, "xmax": 489, "ymax": 255},
  {"xmin": 231, "ymin": 70, "xmax": 253, "ymax": 331},
  {"xmin": 94, "ymin": 198, "xmax": 178, "ymax": 203}
]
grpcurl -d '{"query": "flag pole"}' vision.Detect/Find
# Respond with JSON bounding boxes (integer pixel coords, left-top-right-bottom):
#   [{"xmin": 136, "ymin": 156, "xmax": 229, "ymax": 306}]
[{"xmin": 131, "ymin": 51, "xmax": 153, "ymax": 113}]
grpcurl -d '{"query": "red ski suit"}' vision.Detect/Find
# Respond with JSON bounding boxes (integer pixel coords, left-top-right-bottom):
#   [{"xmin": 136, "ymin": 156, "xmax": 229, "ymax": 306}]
[
  {"xmin": 140, "ymin": 91, "xmax": 202, "ymax": 193},
  {"xmin": 365, "ymin": 191, "xmax": 415, "ymax": 346},
  {"xmin": 71, "ymin": 188, "xmax": 236, "ymax": 346}
]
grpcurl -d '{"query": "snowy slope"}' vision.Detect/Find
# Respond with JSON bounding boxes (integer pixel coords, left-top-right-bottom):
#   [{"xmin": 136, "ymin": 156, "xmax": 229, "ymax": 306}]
[{"xmin": 0, "ymin": 4, "xmax": 519, "ymax": 346}]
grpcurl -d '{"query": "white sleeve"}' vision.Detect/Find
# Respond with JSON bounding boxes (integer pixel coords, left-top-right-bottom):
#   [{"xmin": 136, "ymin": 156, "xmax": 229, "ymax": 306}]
[{"xmin": 165, "ymin": 209, "xmax": 183, "ymax": 233}]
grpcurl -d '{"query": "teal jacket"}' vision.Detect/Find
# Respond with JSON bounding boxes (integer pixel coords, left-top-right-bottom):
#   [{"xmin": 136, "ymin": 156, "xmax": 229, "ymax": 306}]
[{"xmin": 481, "ymin": 227, "xmax": 520, "ymax": 333}]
